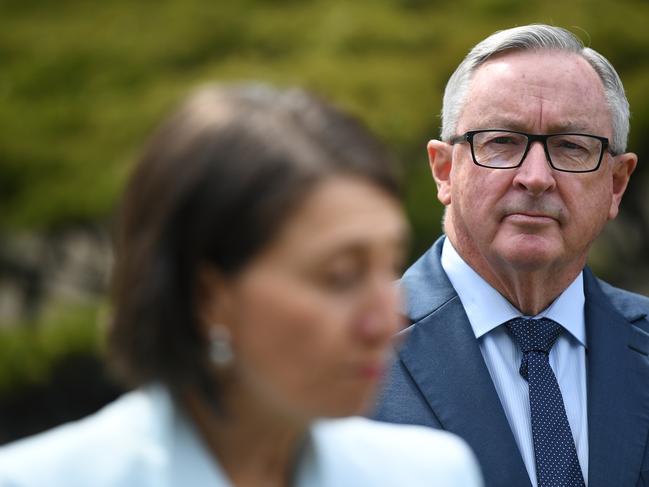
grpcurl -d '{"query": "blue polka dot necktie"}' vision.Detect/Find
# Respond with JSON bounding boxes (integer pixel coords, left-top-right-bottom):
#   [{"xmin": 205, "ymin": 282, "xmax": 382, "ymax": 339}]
[{"xmin": 506, "ymin": 317, "xmax": 585, "ymax": 487}]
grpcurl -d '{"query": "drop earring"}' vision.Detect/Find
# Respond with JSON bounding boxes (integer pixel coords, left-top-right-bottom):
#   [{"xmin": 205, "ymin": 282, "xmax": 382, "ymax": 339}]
[{"xmin": 209, "ymin": 325, "xmax": 233, "ymax": 367}]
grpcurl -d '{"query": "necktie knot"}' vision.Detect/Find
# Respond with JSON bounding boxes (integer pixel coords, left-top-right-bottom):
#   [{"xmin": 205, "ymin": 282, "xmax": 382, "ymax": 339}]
[
  {"xmin": 506, "ymin": 317, "xmax": 562, "ymax": 355},
  {"xmin": 506, "ymin": 317, "xmax": 562, "ymax": 380}
]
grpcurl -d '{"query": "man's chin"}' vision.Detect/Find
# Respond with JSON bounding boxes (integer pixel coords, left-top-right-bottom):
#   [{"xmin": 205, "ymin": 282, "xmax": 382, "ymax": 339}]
[{"xmin": 493, "ymin": 239, "xmax": 561, "ymax": 272}]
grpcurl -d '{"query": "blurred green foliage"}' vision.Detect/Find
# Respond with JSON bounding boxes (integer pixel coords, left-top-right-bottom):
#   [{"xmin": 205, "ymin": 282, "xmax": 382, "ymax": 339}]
[
  {"xmin": 0, "ymin": 302, "xmax": 102, "ymax": 392},
  {"xmin": 1, "ymin": 1, "xmax": 649, "ymax": 400},
  {"xmin": 3, "ymin": 0, "xmax": 648, "ymax": 259}
]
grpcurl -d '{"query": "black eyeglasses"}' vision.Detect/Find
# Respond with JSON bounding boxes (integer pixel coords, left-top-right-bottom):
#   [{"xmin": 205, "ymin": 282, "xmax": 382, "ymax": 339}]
[{"xmin": 449, "ymin": 129, "xmax": 613, "ymax": 173}]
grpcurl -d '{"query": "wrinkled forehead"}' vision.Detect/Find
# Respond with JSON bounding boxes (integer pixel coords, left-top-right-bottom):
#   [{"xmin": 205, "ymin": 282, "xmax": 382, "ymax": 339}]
[{"xmin": 458, "ymin": 50, "xmax": 612, "ymax": 136}]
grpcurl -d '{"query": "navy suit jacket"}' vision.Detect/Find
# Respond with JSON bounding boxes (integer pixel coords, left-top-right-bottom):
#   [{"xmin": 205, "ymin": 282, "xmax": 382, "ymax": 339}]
[{"xmin": 374, "ymin": 237, "xmax": 649, "ymax": 487}]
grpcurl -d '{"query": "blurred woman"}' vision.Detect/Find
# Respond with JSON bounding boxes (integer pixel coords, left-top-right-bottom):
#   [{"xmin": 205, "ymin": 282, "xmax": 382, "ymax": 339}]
[{"xmin": 0, "ymin": 84, "xmax": 482, "ymax": 486}]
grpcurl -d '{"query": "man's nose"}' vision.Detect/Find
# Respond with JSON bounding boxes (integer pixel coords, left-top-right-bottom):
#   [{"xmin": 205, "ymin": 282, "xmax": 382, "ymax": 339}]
[{"xmin": 512, "ymin": 141, "xmax": 557, "ymax": 196}]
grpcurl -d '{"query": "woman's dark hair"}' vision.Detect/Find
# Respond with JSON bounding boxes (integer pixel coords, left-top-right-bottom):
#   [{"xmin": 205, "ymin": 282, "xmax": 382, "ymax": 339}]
[{"xmin": 108, "ymin": 83, "xmax": 400, "ymax": 404}]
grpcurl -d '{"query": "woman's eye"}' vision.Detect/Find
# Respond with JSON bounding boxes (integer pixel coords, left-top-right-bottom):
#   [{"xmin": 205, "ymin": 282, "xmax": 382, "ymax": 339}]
[{"xmin": 322, "ymin": 269, "xmax": 363, "ymax": 291}]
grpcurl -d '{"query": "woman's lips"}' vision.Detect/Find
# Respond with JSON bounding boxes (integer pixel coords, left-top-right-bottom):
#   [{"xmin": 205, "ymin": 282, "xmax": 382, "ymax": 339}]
[{"xmin": 357, "ymin": 362, "xmax": 386, "ymax": 381}]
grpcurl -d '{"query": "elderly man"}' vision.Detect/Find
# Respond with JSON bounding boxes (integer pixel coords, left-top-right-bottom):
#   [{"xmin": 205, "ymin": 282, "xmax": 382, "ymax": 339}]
[{"xmin": 375, "ymin": 24, "xmax": 649, "ymax": 487}]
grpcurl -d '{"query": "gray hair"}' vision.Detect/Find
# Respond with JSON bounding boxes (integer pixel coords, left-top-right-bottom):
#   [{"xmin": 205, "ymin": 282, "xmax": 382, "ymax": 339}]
[{"xmin": 440, "ymin": 24, "xmax": 630, "ymax": 154}]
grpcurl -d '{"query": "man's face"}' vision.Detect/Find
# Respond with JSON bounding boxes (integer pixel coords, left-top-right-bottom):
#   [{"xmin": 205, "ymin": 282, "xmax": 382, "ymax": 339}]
[{"xmin": 433, "ymin": 50, "xmax": 636, "ymax": 283}]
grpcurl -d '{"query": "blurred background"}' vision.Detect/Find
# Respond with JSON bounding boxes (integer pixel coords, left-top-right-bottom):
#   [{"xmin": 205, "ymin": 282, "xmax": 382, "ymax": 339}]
[{"xmin": 2, "ymin": 0, "xmax": 648, "ymax": 444}]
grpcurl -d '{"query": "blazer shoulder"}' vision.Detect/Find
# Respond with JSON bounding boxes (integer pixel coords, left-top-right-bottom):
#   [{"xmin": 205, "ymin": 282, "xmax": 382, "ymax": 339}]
[
  {"xmin": 596, "ymin": 278, "xmax": 649, "ymax": 324},
  {"xmin": 310, "ymin": 418, "xmax": 483, "ymax": 487},
  {"xmin": 0, "ymin": 387, "xmax": 170, "ymax": 487}
]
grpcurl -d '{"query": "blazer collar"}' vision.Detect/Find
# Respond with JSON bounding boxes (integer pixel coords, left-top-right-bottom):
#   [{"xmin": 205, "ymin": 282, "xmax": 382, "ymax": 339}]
[
  {"xmin": 399, "ymin": 237, "xmax": 532, "ymax": 487},
  {"xmin": 400, "ymin": 237, "xmax": 457, "ymax": 323}
]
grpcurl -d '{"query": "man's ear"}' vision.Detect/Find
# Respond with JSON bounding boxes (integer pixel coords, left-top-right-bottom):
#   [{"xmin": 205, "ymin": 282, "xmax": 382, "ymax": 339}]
[
  {"xmin": 608, "ymin": 151, "xmax": 637, "ymax": 220},
  {"xmin": 427, "ymin": 140, "xmax": 453, "ymax": 206}
]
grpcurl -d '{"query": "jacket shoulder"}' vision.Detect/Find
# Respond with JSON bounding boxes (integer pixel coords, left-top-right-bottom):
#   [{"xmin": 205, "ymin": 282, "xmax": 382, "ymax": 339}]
[
  {"xmin": 596, "ymin": 278, "xmax": 649, "ymax": 325},
  {"xmin": 0, "ymin": 387, "xmax": 169, "ymax": 487},
  {"xmin": 308, "ymin": 418, "xmax": 483, "ymax": 486}
]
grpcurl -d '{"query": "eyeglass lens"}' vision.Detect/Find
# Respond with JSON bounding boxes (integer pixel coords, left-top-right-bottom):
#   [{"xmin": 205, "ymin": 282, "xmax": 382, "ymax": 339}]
[{"xmin": 472, "ymin": 131, "xmax": 602, "ymax": 171}]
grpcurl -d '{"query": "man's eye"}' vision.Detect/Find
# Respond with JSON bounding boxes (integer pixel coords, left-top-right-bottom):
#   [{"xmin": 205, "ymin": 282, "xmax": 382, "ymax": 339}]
[
  {"xmin": 558, "ymin": 140, "xmax": 586, "ymax": 151},
  {"xmin": 489, "ymin": 136, "xmax": 517, "ymax": 145}
]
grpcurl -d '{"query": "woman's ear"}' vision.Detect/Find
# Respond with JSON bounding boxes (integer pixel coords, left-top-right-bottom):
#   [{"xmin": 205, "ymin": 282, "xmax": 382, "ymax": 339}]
[
  {"xmin": 427, "ymin": 140, "xmax": 453, "ymax": 206},
  {"xmin": 195, "ymin": 266, "xmax": 233, "ymax": 337}
]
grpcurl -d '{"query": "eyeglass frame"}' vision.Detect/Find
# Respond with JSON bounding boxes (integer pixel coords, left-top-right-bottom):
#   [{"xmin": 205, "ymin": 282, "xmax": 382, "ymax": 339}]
[{"xmin": 449, "ymin": 129, "xmax": 615, "ymax": 173}]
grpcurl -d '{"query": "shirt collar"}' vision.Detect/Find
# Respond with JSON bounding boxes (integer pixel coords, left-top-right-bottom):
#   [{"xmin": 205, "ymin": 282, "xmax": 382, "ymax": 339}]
[{"xmin": 440, "ymin": 237, "xmax": 586, "ymax": 346}]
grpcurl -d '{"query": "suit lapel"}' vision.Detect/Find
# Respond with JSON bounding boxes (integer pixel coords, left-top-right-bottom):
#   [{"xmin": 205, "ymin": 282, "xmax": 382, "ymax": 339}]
[
  {"xmin": 585, "ymin": 269, "xmax": 649, "ymax": 487},
  {"xmin": 399, "ymin": 238, "xmax": 531, "ymax": 487}
]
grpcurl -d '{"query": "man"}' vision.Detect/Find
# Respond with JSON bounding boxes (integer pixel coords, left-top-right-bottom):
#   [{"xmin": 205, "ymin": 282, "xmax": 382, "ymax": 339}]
[{"xmin": 374, "ymin": 24, "xmax": 649, "ymax": 487}]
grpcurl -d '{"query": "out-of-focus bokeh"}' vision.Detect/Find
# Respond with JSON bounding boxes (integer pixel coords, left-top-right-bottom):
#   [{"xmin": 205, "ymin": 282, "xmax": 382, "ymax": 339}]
[{"xmin": 2, "ymin": 0, "xmax": 648, "ymax": 443}]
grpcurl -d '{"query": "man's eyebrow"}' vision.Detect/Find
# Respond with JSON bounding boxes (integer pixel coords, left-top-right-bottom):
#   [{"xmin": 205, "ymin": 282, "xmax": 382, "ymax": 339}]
[
  {"xmin": 470, "ymin": 117, "xmax": 529, "ymax": 131},
  {"xmin": 544, "ymin": 121, "xmax": 599, "ymax": 134},
  {"xmin": 471, "ymin": 118, "xmax": 598, "ymax": 134}
]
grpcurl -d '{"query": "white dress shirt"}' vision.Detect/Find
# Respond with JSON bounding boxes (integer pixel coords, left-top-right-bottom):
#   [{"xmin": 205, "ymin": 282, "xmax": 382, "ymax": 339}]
[{"xmin": 441, "ymin": 238, "xmax": 588, "ymax": 486}]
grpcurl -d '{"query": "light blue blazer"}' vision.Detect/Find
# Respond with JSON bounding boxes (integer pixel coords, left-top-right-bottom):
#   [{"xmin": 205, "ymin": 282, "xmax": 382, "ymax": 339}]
[
  {"xmin": 0, "ymin": 384, "xmax": 483, "ymax": 487},
  {"xmin": 374, "ymin": 237, "xmax": 649, "ymax": 487}
]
